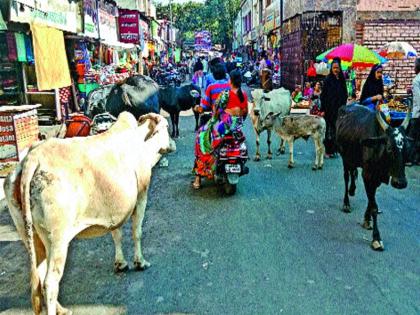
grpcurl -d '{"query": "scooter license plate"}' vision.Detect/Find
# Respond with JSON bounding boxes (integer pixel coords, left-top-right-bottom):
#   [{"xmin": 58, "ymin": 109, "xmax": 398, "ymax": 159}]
[{"xmin": 225, "ymin": 164, "xmax": 241, "ymax": 174}]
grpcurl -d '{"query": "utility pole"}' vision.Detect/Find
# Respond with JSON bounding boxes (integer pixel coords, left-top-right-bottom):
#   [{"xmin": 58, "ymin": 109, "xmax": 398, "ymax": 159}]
[{"xmin": 170, "ymin": 0, "xmax": 173, "ymax": 24}]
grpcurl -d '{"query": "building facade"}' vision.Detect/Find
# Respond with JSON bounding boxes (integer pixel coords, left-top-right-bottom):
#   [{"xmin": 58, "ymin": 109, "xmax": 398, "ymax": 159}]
[
  {"xmin": 280, "ymin": 0, "xmax": 357, "ymax": 89},
  {"xmin": 355, "ymin": 0, "xmax": 420, "ymax": 93}
]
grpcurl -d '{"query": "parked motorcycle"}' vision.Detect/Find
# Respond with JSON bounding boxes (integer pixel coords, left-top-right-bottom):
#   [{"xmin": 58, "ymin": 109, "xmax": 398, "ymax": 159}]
[
  {"xmin": 244, "ymin": 69, "xmax": 260, "ymax": 87},
  {"xmin": 214, "ymin": 132, "xmax": 249, "ymax": 195}
]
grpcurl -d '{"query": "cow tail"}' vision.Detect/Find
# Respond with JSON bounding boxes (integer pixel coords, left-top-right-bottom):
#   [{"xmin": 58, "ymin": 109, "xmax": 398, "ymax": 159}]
[{"xmin": 20, "ymin": 158, "xmax": 41, "ymax": 310}]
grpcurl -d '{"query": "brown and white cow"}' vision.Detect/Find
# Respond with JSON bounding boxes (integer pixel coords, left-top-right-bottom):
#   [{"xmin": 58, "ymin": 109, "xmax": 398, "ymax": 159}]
[
  {"xmin": 3, "ymin": 112, "xmax": 175, "ymax": 315},
  {"xmin": 264, "ymin": 114, "xmax": 326, "ymax": 170},
  {"xmin": 250, "ymin": 88, "xmax": 291, "ymax": 161}
]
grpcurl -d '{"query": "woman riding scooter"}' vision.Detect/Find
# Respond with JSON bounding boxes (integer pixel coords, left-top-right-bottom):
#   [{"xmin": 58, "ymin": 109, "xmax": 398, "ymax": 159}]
[{"xmin": 192, "ymin": 70, "xmax": 248, "ymax": 190}]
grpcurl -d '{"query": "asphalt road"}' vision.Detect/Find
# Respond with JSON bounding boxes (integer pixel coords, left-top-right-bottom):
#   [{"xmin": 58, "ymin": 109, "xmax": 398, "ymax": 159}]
[{"xmin": 0, "ymin": 99, "xmax": 419, "ymax": 314}]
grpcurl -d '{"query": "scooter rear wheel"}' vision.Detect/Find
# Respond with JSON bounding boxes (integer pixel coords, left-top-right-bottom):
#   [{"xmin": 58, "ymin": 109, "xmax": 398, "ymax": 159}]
[{"xmin": 224, "ymin": 183, "xmax": 237, "ymax": 196}]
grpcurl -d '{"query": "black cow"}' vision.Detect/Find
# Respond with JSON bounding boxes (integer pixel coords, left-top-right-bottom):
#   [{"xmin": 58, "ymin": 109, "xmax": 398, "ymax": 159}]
[
  {"xmin": 336, "ymin": 104, "xmax": 411, "ymax": 251},
  {"xmin": 159, "ymin": 83, "xmax": 201, "ymax": 138},
  {"xmin": 103, "ymin": 75, "xmax": 160, "ymax": 119}
]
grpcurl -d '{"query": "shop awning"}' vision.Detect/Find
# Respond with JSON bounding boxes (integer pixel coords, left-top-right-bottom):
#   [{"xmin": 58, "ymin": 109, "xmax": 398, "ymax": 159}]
[{"xmin": 100, "ymin": 39, "xmax": 137, "ymax": 49}]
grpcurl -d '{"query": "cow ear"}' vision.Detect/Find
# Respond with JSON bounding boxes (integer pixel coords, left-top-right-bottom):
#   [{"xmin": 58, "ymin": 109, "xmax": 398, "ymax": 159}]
[
  {"xmin": 190, "ymin": 90, "xmax": 200, "ymax": 98},
  {"xmin": 360, "ymin": 137, "xmax": 387, "ymax": 147}
]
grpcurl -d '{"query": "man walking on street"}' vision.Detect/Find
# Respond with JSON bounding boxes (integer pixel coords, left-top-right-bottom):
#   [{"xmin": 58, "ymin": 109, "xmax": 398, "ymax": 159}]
[{"xmin": 407, "ymin": 58, "xmax": 420, "ymax": 166}]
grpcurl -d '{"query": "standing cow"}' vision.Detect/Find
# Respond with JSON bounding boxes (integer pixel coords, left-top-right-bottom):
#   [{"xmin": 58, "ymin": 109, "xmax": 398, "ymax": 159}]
[
  {"xmin": 264, "ymin": 114, "xmax": 326, "ymax": 170},
  {"xmin": 4, "ymin": 113, "xmax": 175, "ymax": 315},
  {"xmin": 159, "ymin": 83, "xmax": 201, "ymax": 137},
  {"xmin": 250, "ymin": 88, "xmax": 291, "ymax": 160},
  {"xmin": 102, "ymin": 75, "xmax": 160, "ymax": 119},
  {"xmin": 336, "ymin": 104, "xmax": 410, "ymax": 251}
]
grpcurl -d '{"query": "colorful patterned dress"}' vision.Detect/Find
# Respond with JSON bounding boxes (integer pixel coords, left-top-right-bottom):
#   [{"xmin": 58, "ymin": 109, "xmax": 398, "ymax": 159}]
[{"xmin": 194, "ymin": 90, "xmax": 247, "ymax": 179}]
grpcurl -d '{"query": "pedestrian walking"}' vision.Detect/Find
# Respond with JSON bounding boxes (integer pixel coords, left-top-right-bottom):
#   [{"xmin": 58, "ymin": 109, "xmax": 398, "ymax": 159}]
[
  {"xmin": 320, "ymin": 57, "xmax": 348, "ymax": 158},
  {"xmin": 203, "ymin": 57, "xmax": 209, "ymax": 76},
  {"xmin": 193, "ymin": 57, "xmax": 204, "ymax": 88},
  {"xmin": 407, "ymin": 58, "xmax": 420, "ymax": 166}
]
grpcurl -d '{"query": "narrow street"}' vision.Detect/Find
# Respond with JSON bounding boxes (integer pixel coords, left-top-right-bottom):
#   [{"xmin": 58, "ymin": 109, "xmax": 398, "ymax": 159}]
[{"xmin": 0, "ymin": 110, "xmax": 419, "ymax": 314}]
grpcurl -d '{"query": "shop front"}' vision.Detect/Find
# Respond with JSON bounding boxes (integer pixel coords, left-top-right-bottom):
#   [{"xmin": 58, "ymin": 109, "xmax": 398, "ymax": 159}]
[
  {"xmin": 281, "ymin": 11, "xmax": 343, "ymax": 90},
  {"xmin": 2, "ymin": 0, "xmax": 82, "ymax": 122}
]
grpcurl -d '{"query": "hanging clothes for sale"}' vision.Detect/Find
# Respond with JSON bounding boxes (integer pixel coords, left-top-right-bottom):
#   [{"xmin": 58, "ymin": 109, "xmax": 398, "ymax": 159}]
[
  {"xmin": 31, "ymin": 23, "xmax": 71, "ymax": 90},
  {"xmin": 113, "ymin": 49, "xmax": 119, "ymax": 65},
  {"xmin": 24, "ymin": 34, "xmax": 34, "ymax": 64},
  {"xmin": 6, "ymin": 32, "xmax": 17, "ymax": 61},
  {"xmin": 15, "ymin": 33, "xmax": 27, "ymax": 62}
]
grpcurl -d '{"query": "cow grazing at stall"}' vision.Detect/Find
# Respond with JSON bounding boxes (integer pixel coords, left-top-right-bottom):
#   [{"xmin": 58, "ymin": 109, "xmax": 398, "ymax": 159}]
[
  {"xmin": 336, "ymin": 104, "xmax": 410, "ymax": 251},
  {"xmin": 250, "ymin": 88, "xmax": 291, "ymax": 160},
  {"xmin": 263, "ymin": 114, "xmax": 326, "ymax": 170},
  {"xmin": 159, "ymin": 83, "xmax": 201, "ymax": 137},
  {"xmin": 4, "ymin": 112, "xmax": 175, "ymax": 315},
  {"xmin": 98, "ymin": 75, "xmax": 160, "ymax": 119}
]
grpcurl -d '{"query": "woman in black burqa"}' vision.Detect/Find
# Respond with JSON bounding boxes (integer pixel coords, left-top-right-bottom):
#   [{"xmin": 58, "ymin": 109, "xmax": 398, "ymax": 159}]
[
  {"xmin": 320, "ymin": 58, "xmax": 348, "ymax": 158},
  {"xmin": 359, "ymin": 64, "xmax": 384, "ymax": 110}
]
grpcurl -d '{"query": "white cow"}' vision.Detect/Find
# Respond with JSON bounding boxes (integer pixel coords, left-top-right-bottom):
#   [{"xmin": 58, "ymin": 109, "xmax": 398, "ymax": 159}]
[
  {"xmin": 264, "ymin": 113, "xmax": 326, "ymax": 170},
  {"xmin": 4, "ymin": 112, "xmax": 175, "ymax": 315},
  {"xmin": 250, "ymin": 88, "xmax": 291, "ymax": 160}
]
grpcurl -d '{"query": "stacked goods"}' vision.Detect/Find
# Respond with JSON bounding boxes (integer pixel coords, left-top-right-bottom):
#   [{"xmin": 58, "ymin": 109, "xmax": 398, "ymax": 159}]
[
  {"xmin": 292, "ymin": 99, "xmax": 312, "ymax": 109},
  {"xmin": 387, "ymin": 98, "xmax": 408, "ymax": 112}
]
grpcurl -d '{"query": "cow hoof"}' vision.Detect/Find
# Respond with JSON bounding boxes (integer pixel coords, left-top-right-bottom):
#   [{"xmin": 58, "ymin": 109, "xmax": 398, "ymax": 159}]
[
  {"xmin": 342, "ymin": 205, "xmax": 351, "ymax": 213},
  {"xmin": 277, "ymin": 148, "xmax": 285, "ymax": 155},
  {"xmin": 371, "ymin": 240, "xmax": 384, "ymax": 251},
  {"xmin": 288, "ymin": 163, "xmax": 294, "ymax": 169},
  {"xmin": 57, "ymin": 306, "xmax": 72, "ymax": 315},
  {"xmin": 362, "ymin": 220, "xmax": 373, "ymax": 230},
  {"xmin": 318, "ymin": 165, "xmax": 323, "ymax": 170},
  {"xmin": 254, "ymin": 156, "xmax": 261, "ymax": 162},
  {"xmin": 114, "ymin": 261, "xmax": 129, "ymax": 273},
  {"xmin": 312, "ymin": 165, "xmax": 318, "ymax": 171},
  {"xmin": 134, "ymin": 260, "xmax": 151, "ymax": 271},
  {"xmin": 266, "ymin": 154, "xmax": 272, "ymax": 160}
]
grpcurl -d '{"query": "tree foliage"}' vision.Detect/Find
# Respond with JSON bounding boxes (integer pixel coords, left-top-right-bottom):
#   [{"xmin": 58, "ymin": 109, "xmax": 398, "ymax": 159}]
[{"xmin": 156, "ymin": 0, "xmax": 241, "ymax": 49}]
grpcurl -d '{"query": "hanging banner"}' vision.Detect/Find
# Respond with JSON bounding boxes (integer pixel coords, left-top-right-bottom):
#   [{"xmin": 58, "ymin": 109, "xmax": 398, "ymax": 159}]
[
  {"xmin": 99, "ymin": 8, "xmax": 118, "ymax": 43},
  {"xmin": 139, "ymin": 19, "xmax": 148, "ymax": 50},
  {"xmin": 118, "ymin": 9, "xmax": 140, "ymax": 44},
  {"xmin": 151, "ymin": 20, "xmax": 159, "ymax": 39},
  {"xmin": 10, "ymin": 0, "xmax": 79, "ymax": 33},
  {"xmin": 84, "ymin": 0, "xmax": 99, "ymax": 38},
  {"xmin": 195, "ymin": 31, "xmax": 211, "ymax": 51}
]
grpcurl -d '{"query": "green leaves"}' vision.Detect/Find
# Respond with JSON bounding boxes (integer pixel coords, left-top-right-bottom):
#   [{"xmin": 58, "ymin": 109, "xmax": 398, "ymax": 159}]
[{"xmin": 156, "ymin": 0, "xmax": 241, "ymax": 49}]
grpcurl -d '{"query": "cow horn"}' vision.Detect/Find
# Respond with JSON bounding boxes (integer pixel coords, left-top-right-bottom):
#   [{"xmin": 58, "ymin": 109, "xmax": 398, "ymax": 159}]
[
  {"xmin": 376, "ymin": 111, "xmax": 389, "ymax": 131},
  {"xmin": 401, "ymin": 108, "xmax": 411, "ymax": 130},
  {"xmin": 123, "ymin": 91, "xmax": 132, "ymax": 107}
]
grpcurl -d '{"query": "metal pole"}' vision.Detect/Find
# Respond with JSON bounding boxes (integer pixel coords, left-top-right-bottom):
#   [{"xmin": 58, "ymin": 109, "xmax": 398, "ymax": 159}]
[{"xmin": 170, "ymin": 0, "xmax": 173, "ymax": 24}]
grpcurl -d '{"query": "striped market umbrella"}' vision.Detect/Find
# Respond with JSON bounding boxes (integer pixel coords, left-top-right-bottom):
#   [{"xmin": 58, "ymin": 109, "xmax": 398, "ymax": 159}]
[{"xmin": 316, "ymin": 43, "xmax": 387, "ymax": 68}]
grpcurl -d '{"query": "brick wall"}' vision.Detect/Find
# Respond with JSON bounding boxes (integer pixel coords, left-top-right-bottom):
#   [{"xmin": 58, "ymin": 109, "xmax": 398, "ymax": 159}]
[{"xmin": 356, "ymin": 19, "xmax": 420, "ymax": 93}]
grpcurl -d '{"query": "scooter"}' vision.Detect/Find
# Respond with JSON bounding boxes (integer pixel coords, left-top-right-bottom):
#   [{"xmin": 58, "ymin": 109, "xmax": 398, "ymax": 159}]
[{"xmin": 214, "ymin": 132, "xmax": 249, "ymax": 195}]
